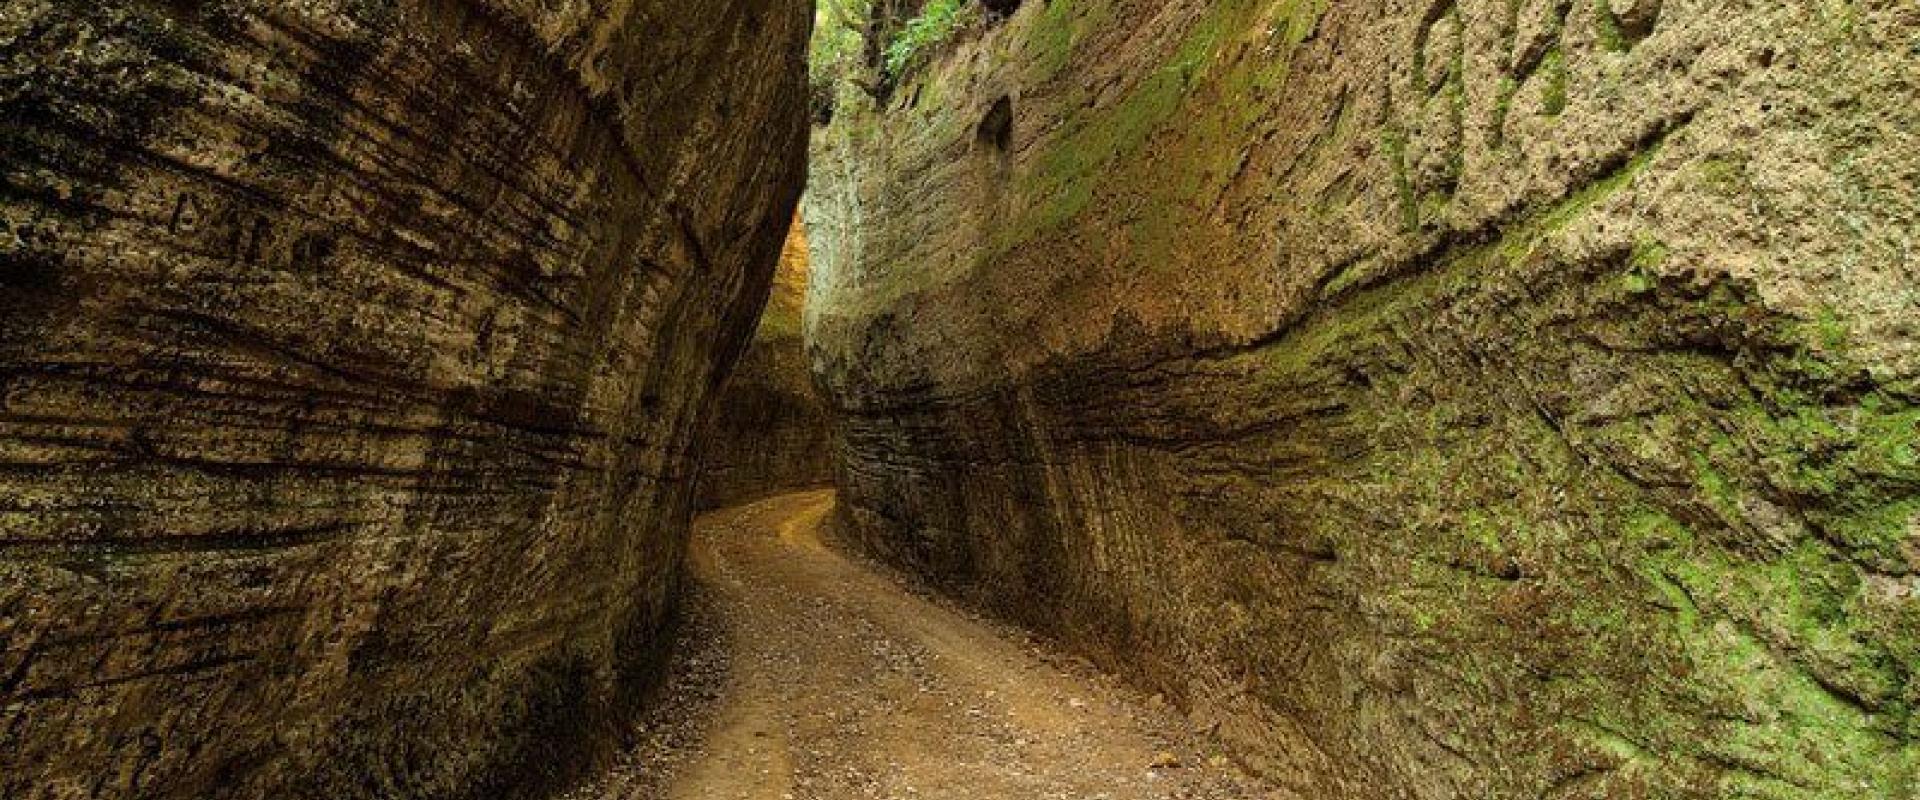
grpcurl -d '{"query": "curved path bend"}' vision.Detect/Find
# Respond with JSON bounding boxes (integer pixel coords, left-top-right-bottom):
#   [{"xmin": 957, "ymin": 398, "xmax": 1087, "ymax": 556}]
[{"xmin": 567, "ymin": 490, "xmax": 1277, "ymax": 800}]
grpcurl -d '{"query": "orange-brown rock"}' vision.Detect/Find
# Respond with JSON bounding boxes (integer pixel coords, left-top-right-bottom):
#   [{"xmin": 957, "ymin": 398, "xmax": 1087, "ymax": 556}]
[{"xmin": 696, "ymin": 218, "xmax": 833, "ymax": 510}]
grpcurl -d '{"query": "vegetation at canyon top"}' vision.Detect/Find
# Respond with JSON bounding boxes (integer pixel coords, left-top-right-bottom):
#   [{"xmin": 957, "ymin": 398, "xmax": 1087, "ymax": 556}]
[{"xmin": 808, "ymin": 0, "xmax": 1011, "ymax": 115}]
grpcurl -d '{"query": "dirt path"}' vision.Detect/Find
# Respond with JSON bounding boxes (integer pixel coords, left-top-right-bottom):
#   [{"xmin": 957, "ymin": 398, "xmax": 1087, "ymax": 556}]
[{"xmin": 568, "ymin": 490, "xmax": 1276, "ymax": 800}]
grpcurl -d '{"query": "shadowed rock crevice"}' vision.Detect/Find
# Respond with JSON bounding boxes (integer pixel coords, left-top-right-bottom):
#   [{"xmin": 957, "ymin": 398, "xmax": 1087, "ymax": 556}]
[{"xmin": 977, "ymin": 96, "xmax": 1014, "ymax": 154}]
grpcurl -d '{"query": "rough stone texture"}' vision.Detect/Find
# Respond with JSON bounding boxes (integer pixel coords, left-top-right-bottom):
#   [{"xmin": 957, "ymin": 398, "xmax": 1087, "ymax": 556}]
[
  {"xmin": 0, "ymin": 1, "xmax": 808, "ymax": 798},
  {"xmin": 695, "ymin": 218, "xmax": 834, "ymax": 510},
  {"xmin": 807, "ymin": 0, "xmax": 1920, "ymax": 797}
]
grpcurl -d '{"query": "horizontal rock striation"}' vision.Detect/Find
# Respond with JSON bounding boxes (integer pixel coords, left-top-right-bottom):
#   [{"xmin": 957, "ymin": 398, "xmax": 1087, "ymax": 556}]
[
  {"xmin": 696, "ymin": 218, "xmax": 834, "ymax": 510},
  {"xmin": 808, "ymin": 0, "xmax": 1919, "ymax": 797},
  {"xmin": 0, "ymin": 1, "xmax": 808, "ymax": 798}
]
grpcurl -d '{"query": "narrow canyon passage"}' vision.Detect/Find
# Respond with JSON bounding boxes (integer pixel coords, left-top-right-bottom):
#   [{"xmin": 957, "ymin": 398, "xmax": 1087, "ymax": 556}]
[
  {"xmin": 5, "ymin": 0, "xmax": 1917, "ymax": 797},
  {"xmin": 570, "ymin": 491, "xmax": 1274, "ymax": 800}
]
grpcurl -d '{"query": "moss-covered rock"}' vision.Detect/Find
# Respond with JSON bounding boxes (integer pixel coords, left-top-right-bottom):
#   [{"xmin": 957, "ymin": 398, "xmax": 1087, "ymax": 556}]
[{"xmin": 805, "ymin": 0, "xmax": 1920, "ymax": 796}]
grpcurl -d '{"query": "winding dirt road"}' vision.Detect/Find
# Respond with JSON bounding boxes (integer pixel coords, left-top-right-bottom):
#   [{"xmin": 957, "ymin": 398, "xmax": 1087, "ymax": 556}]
[{"xmin": 568, "ymin": 490, "xmax": 1276, "ymax": 800}]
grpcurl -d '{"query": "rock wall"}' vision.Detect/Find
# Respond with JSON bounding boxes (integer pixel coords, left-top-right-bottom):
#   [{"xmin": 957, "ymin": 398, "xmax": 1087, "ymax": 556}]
[
  {"xmin": 807, "ymin": 0, "xmax": 1919, "ymax": 797},
  {"xmin": 696, "ymin": 218, "xmax": 834, "ymax": 510},
  {"xmin": 0, "ymin": 2, "xmax": 808, "ymax": 798}
]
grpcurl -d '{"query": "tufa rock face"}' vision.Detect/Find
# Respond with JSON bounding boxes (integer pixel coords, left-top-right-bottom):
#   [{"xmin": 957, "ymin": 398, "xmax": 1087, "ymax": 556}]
[
  {"xmin": 807, "ymin": 0, "xmax": 1919, "ymax": 797},
  {"xmin": 0, "ymin": 1, "xmax": 808, "ymax": 798},
  {"xmin": 696, "ymin": 217, "xmax": 835, "ymax": 510}
]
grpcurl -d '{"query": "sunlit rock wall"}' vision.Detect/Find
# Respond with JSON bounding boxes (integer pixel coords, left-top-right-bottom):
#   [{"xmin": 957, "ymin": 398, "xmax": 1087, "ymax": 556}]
[
  {"xmin": 807, "ymin": 0, "xmax": 1920, "ymax": 796},
  {"xmin": 0, "ymin": 1, "xmax": 808, "ymax": 798},
  {"xmin": 696, "ymin": 218, "xmax": 834, "ymax": 510}
]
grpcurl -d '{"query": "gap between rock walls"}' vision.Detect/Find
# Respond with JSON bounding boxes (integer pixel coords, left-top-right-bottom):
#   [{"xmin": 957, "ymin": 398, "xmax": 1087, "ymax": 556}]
[{"xmin": 4, "ymin": 1, "xmax": 1918, "ymax": 799}]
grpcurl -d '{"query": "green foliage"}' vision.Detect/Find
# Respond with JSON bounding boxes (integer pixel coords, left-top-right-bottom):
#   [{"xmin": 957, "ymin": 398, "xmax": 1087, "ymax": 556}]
[
  {"xmin": 810, "ymin": 0, "xmax": 871, "ymax": 88},
  {"xmin": 807, "ymin": 0, "xmax": 983, "ymax": 104},
  {"xmin": 883, "ymin": 0, "xmax": 977, "ymax": 78}
]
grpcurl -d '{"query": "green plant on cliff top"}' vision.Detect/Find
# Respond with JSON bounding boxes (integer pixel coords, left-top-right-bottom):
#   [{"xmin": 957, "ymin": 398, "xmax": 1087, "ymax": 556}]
[
  {"xmin": 884, "ymin": 0, "xmax": 978, "ymax": 78},
  {"xmin": 811, "ymin": 0, "xmax": 871, "ymax": 90}
]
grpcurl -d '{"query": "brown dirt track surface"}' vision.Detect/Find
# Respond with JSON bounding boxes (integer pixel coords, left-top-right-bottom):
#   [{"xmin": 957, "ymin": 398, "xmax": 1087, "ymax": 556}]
[{"xmin": 565, "ymin": 490, "xmax": 1280, "ymax": 800}]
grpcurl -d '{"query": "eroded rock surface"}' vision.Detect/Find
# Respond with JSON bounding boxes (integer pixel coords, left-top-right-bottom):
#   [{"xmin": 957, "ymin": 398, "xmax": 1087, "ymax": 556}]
[
  {"xmin": 696, "ymin": 219, "xmax": 834, "ymax": 510},
  {"xmin": 807, "ymin": 0, "xmax": 1920, "ymax": 797},
  {"xmin": 0, "ymin": 1, "xmax": 808, "ymax": 798}
]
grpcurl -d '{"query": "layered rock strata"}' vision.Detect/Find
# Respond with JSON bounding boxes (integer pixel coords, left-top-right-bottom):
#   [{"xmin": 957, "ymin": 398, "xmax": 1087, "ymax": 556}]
[
  {"xmin": 807, "ymin": 0, "xmax": 1920, "ymax": 797},
  {"xmin": 0, "ymin": 1, "xmax": 808, "ymax": 798},
  {"xmin": 696, "ymin": 218, "xmax": 834, "ymax": 510}
]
